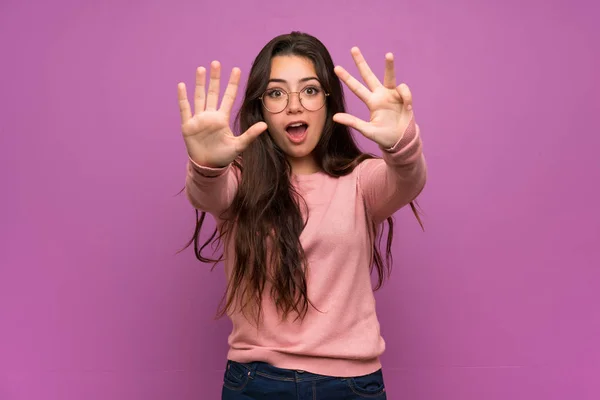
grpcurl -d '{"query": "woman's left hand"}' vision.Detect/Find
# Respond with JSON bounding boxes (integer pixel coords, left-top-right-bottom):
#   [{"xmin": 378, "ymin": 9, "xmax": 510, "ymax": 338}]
[{"xmin": 333, "ymin": 47, "xmax": 414, "ymax": 149}]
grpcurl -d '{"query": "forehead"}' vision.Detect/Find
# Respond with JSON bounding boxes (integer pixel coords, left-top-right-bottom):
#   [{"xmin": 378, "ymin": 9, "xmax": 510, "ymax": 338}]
[{"xmin": 269, "ymin": 55, "xmax": 317, "ymax": 82}]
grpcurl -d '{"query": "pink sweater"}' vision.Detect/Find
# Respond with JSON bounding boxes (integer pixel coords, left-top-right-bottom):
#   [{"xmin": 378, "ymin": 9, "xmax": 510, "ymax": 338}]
[{"xmin": 185, "ymin": 118, "xmax": 426, "ymax": 377}]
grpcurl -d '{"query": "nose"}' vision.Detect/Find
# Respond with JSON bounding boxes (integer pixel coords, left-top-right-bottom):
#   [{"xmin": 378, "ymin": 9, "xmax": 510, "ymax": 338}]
[{"xmin": 286, "ymin": 92, "xmax": 303, "ymax": 114}]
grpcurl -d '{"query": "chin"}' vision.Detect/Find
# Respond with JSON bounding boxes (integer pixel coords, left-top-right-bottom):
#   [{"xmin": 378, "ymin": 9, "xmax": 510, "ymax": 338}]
[
  {"xmin": 285, "ymin": 146, "xmax": 309, "ymax": 158},
  {"xmin": 285, "ymin": 142, "xmax": 319, "ymax": 159}
]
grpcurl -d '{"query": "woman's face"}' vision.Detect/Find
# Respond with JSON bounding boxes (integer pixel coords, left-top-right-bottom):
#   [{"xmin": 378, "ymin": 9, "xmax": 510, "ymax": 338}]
[{"xmin": 262, "ymin": 55, "xmax": 327, "ymax": 172}]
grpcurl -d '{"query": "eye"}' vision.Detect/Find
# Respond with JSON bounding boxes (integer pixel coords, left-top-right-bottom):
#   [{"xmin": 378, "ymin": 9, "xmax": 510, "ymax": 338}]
[
  {"xmin": 266, "ymin": 88, "xmax": 285, "ymax": 98},
  {"xmin": 303, "ymin": 86, "xmax": 321, "ymax": 96}
]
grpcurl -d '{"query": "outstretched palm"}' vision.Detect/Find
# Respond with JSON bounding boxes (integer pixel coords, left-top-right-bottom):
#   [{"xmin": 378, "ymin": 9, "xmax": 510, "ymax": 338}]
[
  {"xmin": 177, "ymin": 62, "xmax": 267, "ymax": 168},
  {"xmin": 333, "ymin": 47, "xmax": 415, "ymax": 149}
]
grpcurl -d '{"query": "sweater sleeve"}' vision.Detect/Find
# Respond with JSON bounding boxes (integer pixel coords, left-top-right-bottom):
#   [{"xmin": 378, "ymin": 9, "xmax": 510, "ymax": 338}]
[
  {"xmin": 357, "ymin": 116, "xmax": 427, "ymax": 225},
  {"xmin": 184, "ymin": 157, "xmax": 239, "ymax": 218}
]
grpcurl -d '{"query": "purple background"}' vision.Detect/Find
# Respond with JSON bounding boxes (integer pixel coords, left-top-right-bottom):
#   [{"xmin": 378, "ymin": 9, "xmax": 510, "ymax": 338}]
[{"xmin": 1, "ymin": 0, "xmax": 599, "ymax": 399}]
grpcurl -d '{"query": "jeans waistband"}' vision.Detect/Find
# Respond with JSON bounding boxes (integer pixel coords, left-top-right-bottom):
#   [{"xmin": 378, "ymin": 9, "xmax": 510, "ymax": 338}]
[{"xmin": 228, "ymin": 360, "xmax": 336, "ymax": 383}]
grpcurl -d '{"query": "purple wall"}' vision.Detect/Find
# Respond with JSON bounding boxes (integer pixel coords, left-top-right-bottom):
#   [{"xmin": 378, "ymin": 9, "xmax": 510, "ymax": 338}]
[{"xmin": 1, "ymin": 0, "xmax": 599, "ymax": 398}]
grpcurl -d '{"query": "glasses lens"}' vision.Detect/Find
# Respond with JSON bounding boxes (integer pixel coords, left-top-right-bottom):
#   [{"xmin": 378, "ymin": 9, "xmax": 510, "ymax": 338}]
[
  {"xmin": 262, "ymin": 89, "xmax": 288, "ymax": 113},
  {"xmin": 300, "ymin": 87, "xmax": 326, "ymax": 111}
]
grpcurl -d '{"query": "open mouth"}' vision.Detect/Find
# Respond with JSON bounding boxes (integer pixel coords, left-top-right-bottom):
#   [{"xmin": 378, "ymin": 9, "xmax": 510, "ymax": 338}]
[{"xmin": 285, "ymin": 122, "xmax": 309, "ymax": 144}]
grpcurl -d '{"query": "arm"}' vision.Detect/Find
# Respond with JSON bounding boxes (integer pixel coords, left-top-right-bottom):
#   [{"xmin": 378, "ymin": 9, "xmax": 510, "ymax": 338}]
[
  {"xmin": 185, "ymin": 158, "xmax": 239, "ymax": 218},
  {"xmin": 177, "ymin": 62, "xmax": 266, "ymax": 218},
  {"xmin": 358, "ymin": 116, "xmax": 426, "ymax": 225},
  {"xmin": 332, "ymin": 47, "xmax": 427, "ymax": 225}
]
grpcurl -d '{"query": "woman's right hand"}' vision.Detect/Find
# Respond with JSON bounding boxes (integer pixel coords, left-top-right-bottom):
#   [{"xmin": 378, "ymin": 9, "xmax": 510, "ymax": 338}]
[{"xmin": 177, "ymin": 61, "xmax": 268, "ymax": 168}]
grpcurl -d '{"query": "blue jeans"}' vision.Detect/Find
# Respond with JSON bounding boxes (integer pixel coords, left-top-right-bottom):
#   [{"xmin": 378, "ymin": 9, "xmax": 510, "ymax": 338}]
[{"xmin": 221, "ymin": 360, "xmax": 387, "ymax": 399}]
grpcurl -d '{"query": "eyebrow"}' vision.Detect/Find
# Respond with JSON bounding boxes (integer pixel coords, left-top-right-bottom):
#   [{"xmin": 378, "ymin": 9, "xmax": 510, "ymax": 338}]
[{"xmin": 267, "ymin": 77, "xmax": 320, "ymax": 84}]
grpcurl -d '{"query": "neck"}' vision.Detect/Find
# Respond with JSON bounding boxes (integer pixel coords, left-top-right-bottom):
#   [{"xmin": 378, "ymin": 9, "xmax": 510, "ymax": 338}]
[{"xmin": 288, "ymin": 154, "xmax": 320, "ymax": 175}]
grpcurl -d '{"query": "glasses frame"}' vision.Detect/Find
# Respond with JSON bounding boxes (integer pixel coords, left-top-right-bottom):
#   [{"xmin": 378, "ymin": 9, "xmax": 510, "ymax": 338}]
[{"xmin": 259, "ymin": 86, "xmax": 330, "ymax": 114}]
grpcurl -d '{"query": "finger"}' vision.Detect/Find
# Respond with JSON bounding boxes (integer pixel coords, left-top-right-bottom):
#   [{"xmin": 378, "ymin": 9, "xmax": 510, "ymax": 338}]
[
  {"xmin": 219, "ymin": 67, "xmax": 241, "ymax": 116},
  {"xmin": 235, "ymin": 121, "xmax": 268, "ymax": 153},
  {"xmin": 334, "ymin": 65, "xmax": 371, "ymax": 104},
  {"xmin": 351, "ymin": 47, "xmax": 381, "ymax": 91},
  {"xmin": 177, "ymin": 82, "xmax": 192, "ymax": 123},
  {"xmin": 206, "ymin": 61, "xmax": 221, "ymax": 111},
  {"xmin": 194, "ymin": 67, "xmax": 206, "ymax": 114},
  {"xmin": 332, "ymin": 113, "xmax": 374, "ymax": 139},
  {"xmin": 383, "ymin": 53, "xmax": 396, "ymax": 89},
  {"xmin": 396, "ymin": 83, "xmax": 413, "ymax": 110}
]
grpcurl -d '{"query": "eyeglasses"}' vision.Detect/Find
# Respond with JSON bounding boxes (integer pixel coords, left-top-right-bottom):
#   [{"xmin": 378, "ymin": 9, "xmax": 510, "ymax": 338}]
[{"xmin": 259, "ymin": 86, "xmax": 329, "ymax": 114}]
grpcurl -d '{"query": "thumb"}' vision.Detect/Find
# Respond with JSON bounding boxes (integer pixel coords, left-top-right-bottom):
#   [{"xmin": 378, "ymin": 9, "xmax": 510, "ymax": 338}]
[
  {"xmin": 333, "ymin": 113, "xmax": 374, "ymax": 140},
  {"xmin": 236, "ymin": 121, "xmax": 268, "ymax": 152}
]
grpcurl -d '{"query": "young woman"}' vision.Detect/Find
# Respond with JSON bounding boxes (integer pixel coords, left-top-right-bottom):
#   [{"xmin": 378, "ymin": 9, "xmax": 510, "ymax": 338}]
[{"xmin": 177, "ymin": 31, "xmax": 426, "ymax": 399}]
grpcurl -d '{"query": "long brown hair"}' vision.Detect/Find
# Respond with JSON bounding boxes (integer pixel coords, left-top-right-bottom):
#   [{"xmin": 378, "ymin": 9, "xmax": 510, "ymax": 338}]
[{"xmin": 183, "ymin": 32, "xmax": 422, "ymax": 325}]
